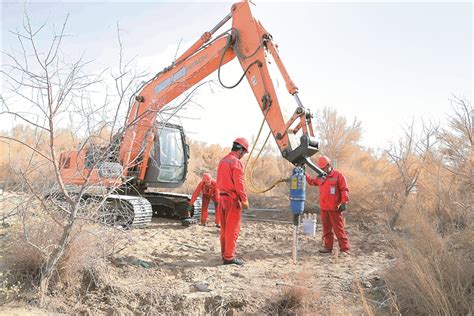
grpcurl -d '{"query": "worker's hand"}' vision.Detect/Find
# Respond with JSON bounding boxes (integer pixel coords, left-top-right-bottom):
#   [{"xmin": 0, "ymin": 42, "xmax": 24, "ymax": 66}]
[
  {"xmin": 187, "ymin": 203, "xmax": 194, "ymax": 212},
  {"xmin": 338, "ymin": 203, "xmax": 347, "ymax": 212},
  {"xmin": 241, "ymin": 200, "xmax": 249, "ymax": 210}
]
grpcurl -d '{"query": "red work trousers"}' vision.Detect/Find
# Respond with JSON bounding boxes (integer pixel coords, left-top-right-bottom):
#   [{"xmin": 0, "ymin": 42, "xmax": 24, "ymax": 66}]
[
  {"xmin": 321, "ymin": 210, "xmax": 350, "ymax": 252},
  {"xmin": 219, "ymin": 196, "xmax": 242, "ymax": 261},
  {"xmin": 201, "ymin": 196, "xmax": 219, "ymax": 225}
]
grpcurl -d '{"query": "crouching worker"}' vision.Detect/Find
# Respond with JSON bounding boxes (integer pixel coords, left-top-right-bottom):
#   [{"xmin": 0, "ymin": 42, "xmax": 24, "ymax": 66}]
[
  {"xmin": 216, "ymin": 137, "xmax": 250, "ymax": 266},
  {"xmin": 189, "ymin": 173, "xmax": 220, "ymax": 227},
  {"xmin": 306, "ymin": 155, "xmax": 350, "ymax": 256}
]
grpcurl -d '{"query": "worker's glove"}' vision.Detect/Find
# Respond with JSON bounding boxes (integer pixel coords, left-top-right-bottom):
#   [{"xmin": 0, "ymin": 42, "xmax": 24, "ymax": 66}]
[
  {"xmin": 241, "ymin": 200, "xmax": 249, "ymax": 210},
  {"xmin": 338, "ymin": 203, "xmax": 347, "ymax": 212}
]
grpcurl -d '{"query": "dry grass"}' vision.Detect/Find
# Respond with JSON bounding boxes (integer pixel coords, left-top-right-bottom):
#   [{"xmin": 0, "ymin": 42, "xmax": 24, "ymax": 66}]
[
  {"xmin": 382, "ymin": 205, "xmax": 473, "ymax": 315},
  {"xmin": 263, "ymin": 286, "xmax": 311, "ymax": 316},
  {"xmin": 2, "ymin": 210, "xmax": 117, "ymax": 300},
  {"xmin": 354, "ymin": 278, "xmax": 374, "ymax": 316}
]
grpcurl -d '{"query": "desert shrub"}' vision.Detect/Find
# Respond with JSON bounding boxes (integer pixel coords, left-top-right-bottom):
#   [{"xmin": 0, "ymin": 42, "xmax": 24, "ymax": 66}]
[
  {"xmin": 3, "ymin": 208, "xmax": 117, "ymax": 297},
  {"xmin": 263, "ymin": 286, "xmax": 311, "ymax": 316},
  {"xmin": 0, "ymin": 126, "xmax": 79, "ymax": 187},
  {"xmin": 382, "ymin": 205, "xmax": 473, "ymax": 315},
  {"xmin": 381, "ymin": 104, "xmax": 474, "ymax": 314}
]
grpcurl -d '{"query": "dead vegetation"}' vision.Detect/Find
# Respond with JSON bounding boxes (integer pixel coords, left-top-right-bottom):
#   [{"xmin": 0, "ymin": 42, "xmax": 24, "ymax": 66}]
[
  {"xmin": 2, "ymin": 97, "xmax": 471, "ymax": 314},
  {"xmin": 2, "ymin": 97, "xmax": 472, "ymax": 314},
  {"xmin": 1, "ymin": 207, "xmax": 119, "ymax": 304},
  {"xmin": 0, "ymin": 9, "xmax": 146, "ymax": 307},
  {"xmin": 371, "ymin": 96, "xmax": 474, "ymax": 315},
  {"xmin": 381, "ymin": 205, "xmax": 473, "ymax": 315},
  {"xmin": 263, "ymin": 286, "xmax": 311, "ymax": 316},
  {"xmin": 0, "ymin": 4, "xmax": 472, "ymax": 314}
]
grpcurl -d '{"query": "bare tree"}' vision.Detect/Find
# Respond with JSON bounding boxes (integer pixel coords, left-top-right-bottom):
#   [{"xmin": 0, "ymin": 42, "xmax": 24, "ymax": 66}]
[
  {"xmin": 0, "ymin": 11, "xmax": 145, "ymax": 305},
  {"xmin": 314, "ymin": 106, "xmax": 362, "ymax": 166},
  {"xmin": 384, "ymin": 119, "xmax": 439, "ymax": 228},
  {"xmin": 436, "ymin": 96, "xmax": 473, "ymax": 228},
  {"xmin": 438, "ymin": 96, "xmax": 473, "ymax": 179}
]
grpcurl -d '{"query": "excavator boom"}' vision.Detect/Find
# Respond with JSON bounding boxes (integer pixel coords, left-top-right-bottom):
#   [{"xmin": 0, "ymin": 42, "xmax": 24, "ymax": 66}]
[
  {"xmin": 119, "ymin": 1, "xmax": 325, "ymax": 184},
  {"xmin": 58, "ymin": 1, "xmax": 325, "ymax": 228}
]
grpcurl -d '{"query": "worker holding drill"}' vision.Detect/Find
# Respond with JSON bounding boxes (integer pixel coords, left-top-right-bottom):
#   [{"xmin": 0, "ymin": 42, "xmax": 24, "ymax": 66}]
[
  {"xmin": 189, "ymin": 173, "xmax": 220, "ymax": 227},
  {"xmin": 216, "ymin": 137, "xmax": 250, "ymax": 266},
  {"xmin": 306, "ymin": 155, "xmax": 350, "ymax": 256}
]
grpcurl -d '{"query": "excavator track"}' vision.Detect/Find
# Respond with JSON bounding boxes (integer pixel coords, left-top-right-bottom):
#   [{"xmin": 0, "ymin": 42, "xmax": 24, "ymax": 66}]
[
  {"xmin": 45, "ymin": 190, "xmax": 153, "ymax": 228},
  {"xmin": 103, "ymin": 195, "xmax": 153, "ymax": 228},
  {"xmin": 139, "ymin": 192, "xmax": 201, "ymax": 225}
]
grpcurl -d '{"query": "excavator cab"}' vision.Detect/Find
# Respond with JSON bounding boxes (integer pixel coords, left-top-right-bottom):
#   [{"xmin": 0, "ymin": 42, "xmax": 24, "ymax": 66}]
[{"xmin": 143, "ymin": 123, "xmax": 189, "ymax": 188}]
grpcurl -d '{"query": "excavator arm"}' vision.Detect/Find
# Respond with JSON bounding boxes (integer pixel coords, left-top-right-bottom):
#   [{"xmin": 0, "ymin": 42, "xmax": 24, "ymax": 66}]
[
  {"xmin": 119, "ymin": 1, "xmax": 326, "ymax": 184},
  {"xmin": 56, "ymin": 1, "xmax": 325, "ymax": 228}
]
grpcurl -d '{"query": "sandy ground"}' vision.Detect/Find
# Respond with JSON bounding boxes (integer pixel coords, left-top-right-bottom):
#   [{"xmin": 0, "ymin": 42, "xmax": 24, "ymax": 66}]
[
  {"xmin": 83, "ymin": 212, "xmax": 393, "ymax": 314},
  {"xmin": 1, "ymin": 195, "xmax": 394, "ymax": 314}
]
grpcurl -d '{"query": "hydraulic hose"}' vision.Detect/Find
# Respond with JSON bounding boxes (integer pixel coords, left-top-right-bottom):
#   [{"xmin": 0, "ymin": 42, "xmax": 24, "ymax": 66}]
[
  {"xmin": 244, "ymin": 110, "xmax": 287, "ymax": 194},
  {"xmin": 217, "ymin": 32, "xmax": 259, "ymax": 89},
  {"xmin": 216, "ymin": 29, "xmax": 287, "ymax": 194}
]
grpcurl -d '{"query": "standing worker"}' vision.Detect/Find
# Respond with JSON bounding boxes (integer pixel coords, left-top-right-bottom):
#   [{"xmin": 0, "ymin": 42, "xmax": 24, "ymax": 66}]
[
  {"xmin": 189, "ymin": 173, "xmax": 220, "ymax": 227},
  {"xmin": 216, "ymin": 137, "xmax": 250, "ymax": 266},
  {"xmin": 306, "ymin": 155, "xmax": 350, "ymax": 256}
]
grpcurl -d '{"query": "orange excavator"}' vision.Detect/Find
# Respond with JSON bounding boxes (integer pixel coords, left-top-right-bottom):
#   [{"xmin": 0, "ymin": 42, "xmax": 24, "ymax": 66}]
[{"xmin": 58, "ymin": 1, "xmax": 326, "ymax": 227}]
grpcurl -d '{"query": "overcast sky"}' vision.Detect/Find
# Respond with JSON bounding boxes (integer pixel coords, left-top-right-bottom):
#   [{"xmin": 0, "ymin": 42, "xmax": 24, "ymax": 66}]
[{"xmin": 1, "ymin": 1, "xmax": 472, "ymax": 151}]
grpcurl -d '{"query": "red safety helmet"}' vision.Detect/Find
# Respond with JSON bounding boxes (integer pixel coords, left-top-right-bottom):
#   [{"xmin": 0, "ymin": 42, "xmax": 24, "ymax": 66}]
[
  {"xmin": 317, "ymin": 155, "xmax": 331, "ymax": 169},
  {"xmin": 233, "ymin": 137, "xmax": 249, "ymax": 152},
  {"xmin": 202, "ymin": 173, "xmax": 211, "ymax": 183}
]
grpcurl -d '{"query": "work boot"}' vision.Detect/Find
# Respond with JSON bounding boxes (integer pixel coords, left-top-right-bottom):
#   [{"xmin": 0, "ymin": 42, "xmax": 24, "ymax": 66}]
[
  {"xmin": 319, "ymin": 248, "xmax": 332, "ymax": 254},
  {"xmin": 340, "ymin": 251, "xmax": 350, "ymax": 257},
  {"xmin": 223, "ymin": 258, "xmax": 245, "ymax": 266}
]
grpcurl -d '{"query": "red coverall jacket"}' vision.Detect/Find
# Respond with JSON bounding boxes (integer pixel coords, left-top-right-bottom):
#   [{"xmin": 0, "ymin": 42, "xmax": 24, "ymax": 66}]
[
  {"xmin": 306, "ymin": 169, "xmax": 350, "ymax": 251},
  {"xmin": 189, "ymin": 179, "xmax": 219, "ymax": 225},
  {"xmin": 306, "ymin": 169, "xmax": 349, "ymax": 211},
  {"xmin": 216, "ymin": 151, "xmax": 248, "ymax": 261}
]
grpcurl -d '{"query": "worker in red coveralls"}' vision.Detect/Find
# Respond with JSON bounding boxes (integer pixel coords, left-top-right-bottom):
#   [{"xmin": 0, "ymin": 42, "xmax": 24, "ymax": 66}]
[
  {"xmin": 306, "ymin": 155, "xmax": 350, "ymax": 256},
  {"xmin": 216, "ymin": 137, "xmax": 249, "ymax": 266},
  {"xmin": 189, "ymin": 173, "xmax": 220, "ymax": 227}
]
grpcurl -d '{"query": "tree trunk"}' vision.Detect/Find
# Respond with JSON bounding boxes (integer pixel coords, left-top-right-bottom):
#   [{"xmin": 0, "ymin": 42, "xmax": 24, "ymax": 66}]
[
  {"xmin": 389, "ymin": 194, "xmax": 408, "ymax": 229},
  {"xmin": 389, "ymin": 210, "xmax": 401, "ymax": 229},
  {"xmin": 38, "ymin": 220, "xmax": 75, "ymax": 306}
]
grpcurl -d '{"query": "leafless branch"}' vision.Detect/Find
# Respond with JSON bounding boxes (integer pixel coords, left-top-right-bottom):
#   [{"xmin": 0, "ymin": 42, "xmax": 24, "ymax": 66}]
[{"xmin": 0, "ymin": 136, "xmax": 52, "ymax": 162}]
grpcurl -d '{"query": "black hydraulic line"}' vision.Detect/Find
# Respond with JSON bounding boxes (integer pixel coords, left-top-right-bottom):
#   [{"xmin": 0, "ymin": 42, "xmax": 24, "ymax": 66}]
[
  {"xmin": 231, "ymin": 28, "xmax": 262, "ymax": 60},
  {"xmin": 217, "ymin": 31, "xmax": 260, "ymax": 89}
]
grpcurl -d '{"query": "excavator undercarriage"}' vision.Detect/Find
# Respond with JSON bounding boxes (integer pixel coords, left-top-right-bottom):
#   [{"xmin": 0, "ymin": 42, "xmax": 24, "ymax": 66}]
[
  {"xmin": 95, "ymin": 190, "xmax": 201, "ymax": 228},
  {"xmin": 114, "ymin": 189, "xmax": 202, "ymax": 227},
  {"xmin": 49, "ymin": 186, "xmax": 201, "ymax": 229}
]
